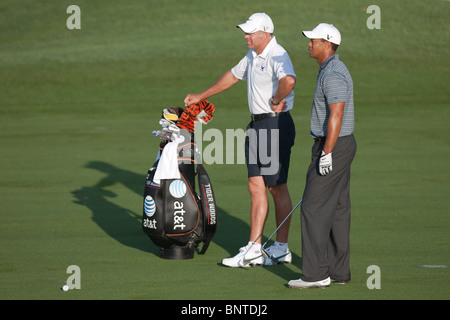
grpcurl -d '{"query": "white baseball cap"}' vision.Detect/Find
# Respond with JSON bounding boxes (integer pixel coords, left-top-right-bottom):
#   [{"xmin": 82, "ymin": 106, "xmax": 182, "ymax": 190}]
[
  {"xmin": 302, "ymin": 23, "xmax": 341, "ymax": 45},
  {"xmin": 237, "ymin": 13, "xmax": 274, "ymax": 34}
]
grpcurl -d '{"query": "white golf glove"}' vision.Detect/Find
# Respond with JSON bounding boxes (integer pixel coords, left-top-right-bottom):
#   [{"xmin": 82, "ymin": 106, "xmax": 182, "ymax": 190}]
[{"xmin": 319, "ymin": 151, "xmax": 332, "ymax": 176}]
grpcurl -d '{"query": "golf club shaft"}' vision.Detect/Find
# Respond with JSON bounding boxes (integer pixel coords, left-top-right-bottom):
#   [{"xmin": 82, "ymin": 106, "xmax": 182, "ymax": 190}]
[{"xmin": 262, "ymin": 198, "xmax": 302, "ymax": 249}]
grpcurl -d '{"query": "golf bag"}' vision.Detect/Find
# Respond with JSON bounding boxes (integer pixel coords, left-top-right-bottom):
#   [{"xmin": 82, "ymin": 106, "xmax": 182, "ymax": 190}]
[{"xmin": 142, "ymin": 102, "xmax": 217, "ymax": 259}]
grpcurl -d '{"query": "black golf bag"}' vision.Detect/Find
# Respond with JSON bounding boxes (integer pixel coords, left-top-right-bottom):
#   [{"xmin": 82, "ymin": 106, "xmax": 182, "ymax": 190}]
[{"xmin": 142, "ymin": 103, "xmax": 217, "ymax": 259}]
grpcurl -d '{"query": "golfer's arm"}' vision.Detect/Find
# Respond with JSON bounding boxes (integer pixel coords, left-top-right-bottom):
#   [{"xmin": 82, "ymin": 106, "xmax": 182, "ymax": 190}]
[
  {"xmin": 199, "ymin": 70, "xmax": 239, "ymax": 100},
  {"xmin": 323, "ymin": 102, "xmax": 345, "ymax": 154},
  {"xmin": 272, "ymin": 75, "xmax": 296, "ymax": 104}
]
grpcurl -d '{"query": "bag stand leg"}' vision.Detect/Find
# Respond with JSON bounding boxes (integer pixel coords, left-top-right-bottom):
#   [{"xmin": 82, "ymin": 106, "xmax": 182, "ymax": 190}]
[{"xmin": 160, "ymin": 247, "xmax": 194, "ymax": 260}]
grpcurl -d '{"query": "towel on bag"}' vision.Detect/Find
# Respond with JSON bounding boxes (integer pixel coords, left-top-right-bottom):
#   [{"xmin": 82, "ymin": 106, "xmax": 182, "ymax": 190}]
[{"xmin": 153, "ymin": 134, "xmax": 185, "ymax": 184}]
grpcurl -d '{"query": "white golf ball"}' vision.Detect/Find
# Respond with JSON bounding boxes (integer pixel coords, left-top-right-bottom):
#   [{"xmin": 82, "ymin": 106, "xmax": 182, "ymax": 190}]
[{"xmin": 62, "ymin": 285, "xmax": 69, "ymax": 291}]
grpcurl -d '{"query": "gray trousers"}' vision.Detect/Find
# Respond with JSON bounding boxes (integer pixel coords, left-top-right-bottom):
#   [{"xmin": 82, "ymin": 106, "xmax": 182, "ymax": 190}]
[{"xmin": 300, "ymin": 134, "xmax": 357, "ymax": 282}]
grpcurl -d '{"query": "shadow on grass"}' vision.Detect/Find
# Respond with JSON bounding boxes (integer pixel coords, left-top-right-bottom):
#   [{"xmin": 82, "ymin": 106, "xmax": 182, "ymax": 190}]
[
  {"xmin": 71, "ymin": 161, "xmax": 248, "ymax": 256},
  {"xmin": 71, "ymin": 161, "xmax": 156, "ymax": 254},
  {"xmin": 72, "ymin": 161, "xmax": 302, "ymax": 281}
]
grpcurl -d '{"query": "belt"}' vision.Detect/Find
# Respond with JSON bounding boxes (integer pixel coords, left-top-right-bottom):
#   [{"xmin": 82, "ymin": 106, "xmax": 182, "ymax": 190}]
[
  {"xmin": 314, "ymin": 134, "xmax": 353, "ymax": 142},
  {"xmin": 314, "ymin": 136, "xmax": 326, "ymax": 142},
  {"xmin": 251, "ymin": 111, "xmax": 289, "ymax": 122}
]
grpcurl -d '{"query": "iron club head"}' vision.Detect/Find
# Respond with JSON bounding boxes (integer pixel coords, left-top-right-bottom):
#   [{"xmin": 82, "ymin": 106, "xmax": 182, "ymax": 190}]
[{"xmin": 261, "ymin": 247, "xmax": 270, "ymax": 259}]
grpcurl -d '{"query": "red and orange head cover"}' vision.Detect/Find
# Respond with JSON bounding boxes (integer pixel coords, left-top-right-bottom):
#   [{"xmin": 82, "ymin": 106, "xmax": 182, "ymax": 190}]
[{"xmin": 177, "ymin": 99, "xmax": 215, "ymax": 132}]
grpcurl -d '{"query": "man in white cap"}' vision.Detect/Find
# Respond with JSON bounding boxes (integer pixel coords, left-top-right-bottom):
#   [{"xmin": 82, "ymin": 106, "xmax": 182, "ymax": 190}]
[
  {"xmin": 184, "ymin": 13, "xmax": 297, "ymax": 267},
  {"xmin": 288, "ymin": 23, "xmax": 356, "ymax": 289}
]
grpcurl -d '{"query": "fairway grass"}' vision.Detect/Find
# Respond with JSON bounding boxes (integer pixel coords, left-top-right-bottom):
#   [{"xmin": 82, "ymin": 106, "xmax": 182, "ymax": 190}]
[{"xmin": 1, "ymin": 0, "xmax": 449, "ymax": 301}]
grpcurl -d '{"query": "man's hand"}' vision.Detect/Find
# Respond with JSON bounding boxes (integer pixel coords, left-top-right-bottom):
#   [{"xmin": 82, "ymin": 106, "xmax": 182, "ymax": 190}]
[
  {"xmin": 269, "ymin": 75, "xmax": 295, "ymax": 112},
  {"xmin": 319, "ymin": 151, "xmax": 333, "ymax": 176},
  {"xmin": 270, "ymin": 99, "xmax": 287, "ymax": 112},
  {"xmin": 184, "ymin": 94, "xmax": 203, "ymax": 107}
]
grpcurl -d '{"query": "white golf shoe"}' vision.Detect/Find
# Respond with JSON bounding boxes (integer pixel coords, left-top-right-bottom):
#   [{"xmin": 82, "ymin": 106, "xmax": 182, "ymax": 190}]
[
  {"xmin": 288, "ymin": 277, "xmax": 331, "ymax": 289},
  {"xmin": 262, "ymin": 244, "xmax": 292, "ymax": 266},
  {"xmin": 222, "ymin": 242, "xmax": 263, "ymax": 267}
]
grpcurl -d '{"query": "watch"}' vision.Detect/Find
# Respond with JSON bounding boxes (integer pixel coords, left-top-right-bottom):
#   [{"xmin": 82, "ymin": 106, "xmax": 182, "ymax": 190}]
[{"xmin": 270, "ymin": 97, "xmax": 280, "ymax": 106}]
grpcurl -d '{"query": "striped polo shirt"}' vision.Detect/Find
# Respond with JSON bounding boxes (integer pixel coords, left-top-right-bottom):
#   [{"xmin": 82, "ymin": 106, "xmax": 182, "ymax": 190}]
[{"xmin": 311, "ymin": 54, "xmax": 354, "ymax": 138}]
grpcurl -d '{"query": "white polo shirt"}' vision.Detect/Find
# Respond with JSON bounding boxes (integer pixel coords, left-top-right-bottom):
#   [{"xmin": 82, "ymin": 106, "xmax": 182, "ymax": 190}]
[{"xmin": 231, "ymin": 36, "xmax": 296, "ymax": 115}]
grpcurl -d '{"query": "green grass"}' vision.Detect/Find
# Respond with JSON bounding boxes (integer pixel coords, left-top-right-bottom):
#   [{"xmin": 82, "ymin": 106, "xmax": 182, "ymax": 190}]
[{"xmin": 1, "ymin": 0, "xmax": 449, "ymax": 301}]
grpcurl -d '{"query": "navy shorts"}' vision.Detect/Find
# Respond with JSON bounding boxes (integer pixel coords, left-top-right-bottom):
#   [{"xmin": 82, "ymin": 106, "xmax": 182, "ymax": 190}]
[{"xmin": 245, "ymin": 112, "xmax": 295, "ymax": 186}]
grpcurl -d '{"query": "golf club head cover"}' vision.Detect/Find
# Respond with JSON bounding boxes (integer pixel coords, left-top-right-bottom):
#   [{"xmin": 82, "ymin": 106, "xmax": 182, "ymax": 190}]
[
  {"xmin": 177, "ymin": 99, "xmax": 215, "ymax": 132},
  {"xmin": 162, "ymin": 106, "xmax": 184, "ymax": 123}
]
